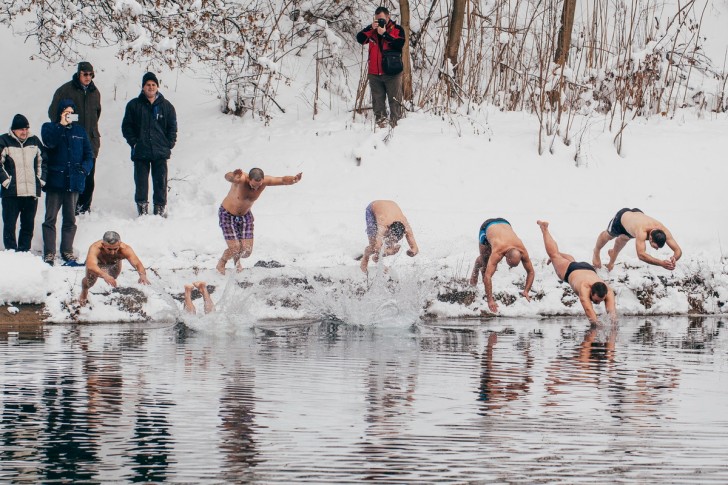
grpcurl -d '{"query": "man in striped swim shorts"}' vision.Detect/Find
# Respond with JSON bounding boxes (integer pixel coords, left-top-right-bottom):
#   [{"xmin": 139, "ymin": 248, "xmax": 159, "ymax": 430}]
[{"xmin": 217, "ymin": 167, "xmax": 302, "ymax": 275}]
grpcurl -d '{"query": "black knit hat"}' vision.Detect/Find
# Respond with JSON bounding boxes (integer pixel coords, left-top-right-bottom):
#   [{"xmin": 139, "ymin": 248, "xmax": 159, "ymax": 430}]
[
  {"xmin": 10, "ymin": 114, "xmax": 29, "ymax": 131},
  {"xmin": 77, "ymin": 61, "xmax": 94, "ymax": 73},
  {"xmin": 142, "ymin": 72, "xmax": 159, "ymax": 87}
]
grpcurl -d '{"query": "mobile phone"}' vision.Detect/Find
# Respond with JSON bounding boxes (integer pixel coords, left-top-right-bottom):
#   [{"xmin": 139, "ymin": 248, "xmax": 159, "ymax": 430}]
[{"xmin": 67, "ymin": 113, "xmax": 79, "ymax": 122}]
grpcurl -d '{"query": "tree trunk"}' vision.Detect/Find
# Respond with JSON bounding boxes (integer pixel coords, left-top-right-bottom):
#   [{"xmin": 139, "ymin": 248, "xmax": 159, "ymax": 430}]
[
  {"xmin": 554, "ymin": 0, "xmax": 576, "ymax": 65},
  {"xmin": 398, "ymin": 0, "xmax": 413, "ymax": 101},
  {"xmin": 445, "ymin": 0, "xmax": 466, "ymax": 76}
]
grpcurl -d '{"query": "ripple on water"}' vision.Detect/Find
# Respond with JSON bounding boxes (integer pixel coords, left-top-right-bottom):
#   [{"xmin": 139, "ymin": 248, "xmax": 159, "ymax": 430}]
[{"xmin": 0, "ymin": 317, "xmax": 727, "ymax": 482}]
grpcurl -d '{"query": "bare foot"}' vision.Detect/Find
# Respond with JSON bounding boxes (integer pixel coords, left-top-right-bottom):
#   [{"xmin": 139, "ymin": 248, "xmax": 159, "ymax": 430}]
[
  {"xmin": 236, "ymin": 261, "xmax": 244, "ymax": 273},
  {"xmin": 469, "ymin": 274, "xmax": 478, "ymax": 286},
  {"xmin": 79, "ymin": 293, "xmax": 88, "ymax": 307},
  {"xmin": 537, "ymin": 220, "xmax": 549, "ymax": 230},
  {"xmin": 216, "ymin": 259, "xmax": 226, "ymax": 275},
  {"xmin": 606, "ymin": 249, "xmax": 617, "ymax": 272},
  {"xmin": 183, "ymin": 284, "xmax": 196, "ymax": 314},
  {"xmin": 593, "ymin": 249, "xmax": 602, "ymax": 269}
]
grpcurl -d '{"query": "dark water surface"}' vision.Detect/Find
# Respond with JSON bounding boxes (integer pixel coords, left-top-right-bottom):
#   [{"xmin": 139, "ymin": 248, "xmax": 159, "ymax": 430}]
[{"xmin": 1, "ymin": 317, "xmax": 727, "ymax": 483}]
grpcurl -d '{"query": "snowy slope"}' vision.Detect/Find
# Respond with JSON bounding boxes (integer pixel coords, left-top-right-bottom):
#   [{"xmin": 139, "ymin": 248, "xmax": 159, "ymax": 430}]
[{"xmin": 0, "ymin": 25, "xmax": 727, "ymax": 324}]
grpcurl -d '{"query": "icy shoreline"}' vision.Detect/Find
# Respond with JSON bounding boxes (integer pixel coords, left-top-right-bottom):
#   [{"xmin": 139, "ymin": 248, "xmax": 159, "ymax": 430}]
[{"xmin": 2, "ymin": 250, "xmax": 726, "ymax": 324}]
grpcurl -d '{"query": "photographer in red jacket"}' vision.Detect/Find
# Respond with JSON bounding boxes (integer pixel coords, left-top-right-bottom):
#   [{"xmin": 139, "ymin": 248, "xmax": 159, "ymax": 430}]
[{"xmin": 356, "ymin": 7, "xmax": 405, "ymax": 128}]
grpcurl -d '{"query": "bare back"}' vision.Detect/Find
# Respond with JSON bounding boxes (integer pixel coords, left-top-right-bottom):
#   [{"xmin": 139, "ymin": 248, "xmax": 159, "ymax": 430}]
[
  {"xmin": 370, "ymin": 200, "xmax": 408, "ymax": 229},
  {"xmin": 620, "ymin": 211, "xmax": 666, "ymax": 240},
  {"xmin": 88, "ymin": 241, "xmax": 133, "ymax": 266},
  {"xmin": 483, "ymin": 224, "xmax": 528, "ymax": 259}
]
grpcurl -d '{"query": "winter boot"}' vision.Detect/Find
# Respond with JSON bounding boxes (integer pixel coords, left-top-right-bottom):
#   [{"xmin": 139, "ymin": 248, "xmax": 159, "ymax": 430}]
[
  {"xmin": 137, "ymin": 202, "xmax": 149, "ymax": 216},
  {"xmin": 153, "ymin": 205, "xmax": 167, "ymax": 218}
]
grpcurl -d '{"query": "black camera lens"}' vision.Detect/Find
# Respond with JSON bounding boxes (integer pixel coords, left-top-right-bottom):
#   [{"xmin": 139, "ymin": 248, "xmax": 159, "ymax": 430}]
[{"xmin": 377, "ymin": 19, "xmax": 386, "ymax": 27}]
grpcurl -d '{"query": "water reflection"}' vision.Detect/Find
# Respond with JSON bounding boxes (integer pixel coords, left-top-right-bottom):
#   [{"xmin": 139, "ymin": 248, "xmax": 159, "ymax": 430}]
[{"xmin": 0, "ymin": 317, "xmax": 727, "ymax": 482}]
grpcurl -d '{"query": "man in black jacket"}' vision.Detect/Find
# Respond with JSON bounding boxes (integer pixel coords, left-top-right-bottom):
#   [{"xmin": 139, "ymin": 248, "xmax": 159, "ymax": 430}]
[
  {"xmin": 48, "ymin": 61, "xmax": 101, "ymax": 215},
  {"xmin": 121, "ymin": 72, "xmax": 178, "ymax": 217}
]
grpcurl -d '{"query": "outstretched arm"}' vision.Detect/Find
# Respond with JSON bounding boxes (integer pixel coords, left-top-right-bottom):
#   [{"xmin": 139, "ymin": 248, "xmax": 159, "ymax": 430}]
[
  {"xmin": 265, "ymin": 172, "xmax": 303, "ymax": 186},
  {"xmin": 123, "ymin": 247, "xmax": 150, "ymax": 285}
]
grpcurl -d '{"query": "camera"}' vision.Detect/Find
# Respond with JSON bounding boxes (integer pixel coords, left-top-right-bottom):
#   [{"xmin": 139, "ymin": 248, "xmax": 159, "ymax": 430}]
[
  {"xmin": 377, "ymin": 18, "xmax": 386, "ymax": 28},
  {"xmin": 67, "ymin": 113, "xmax": 79, "ymax": 122}
]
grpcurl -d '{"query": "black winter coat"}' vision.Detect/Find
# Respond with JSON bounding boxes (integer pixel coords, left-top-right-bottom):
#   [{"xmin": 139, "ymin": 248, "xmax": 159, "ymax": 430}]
[{"xmin": 121, "ymin": 92, "xmax": 178, "ymax": 162}]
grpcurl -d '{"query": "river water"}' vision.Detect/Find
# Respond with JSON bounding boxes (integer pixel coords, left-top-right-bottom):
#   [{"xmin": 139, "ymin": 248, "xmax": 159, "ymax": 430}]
[{"xmin": 1, "ymin": 316, "xmax": 727, "ymax": 483}]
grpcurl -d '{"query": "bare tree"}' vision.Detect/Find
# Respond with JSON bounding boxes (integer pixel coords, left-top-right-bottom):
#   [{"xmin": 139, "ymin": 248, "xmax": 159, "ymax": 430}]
[{"xmin": 554, "ymin": 0, "xmax": 576, "ymax": 65}]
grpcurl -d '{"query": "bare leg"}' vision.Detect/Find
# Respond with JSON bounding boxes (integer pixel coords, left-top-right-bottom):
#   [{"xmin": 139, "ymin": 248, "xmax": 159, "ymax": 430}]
[
  {"xmin": 537, "ymin": 221, "xmax": 573, "ymax": 280},
  {"xmin": 218, "ymin": 239, "xmax": 243, "ymax": 275},
  {"xmin": 79, "ymin": 272, "xmax": 98, "ymax": 307},
  {"xmin": 592, "ymin": 231, "xmax": 614, "ymax": 268},
  {"xmin": 194, "ymin": 281, "xmax": 215, "ymax": 314},
  {"xmin": 470, "ymin": 245, "xmax": 491, "ymax": 286},
  {"xmin": 470, "ymin": 255, "xmax": 484, "ymax": 286},
  {"xmin": 235, "ymin": 239, "xmax": 254, "ymax": 273},
  {"xmin": 183, "ymin": 284, "xmax": 196, "ymax": 314},
  {"xmin": 606, "ymin": 235, "xmax": 630, "ymax": 272}
]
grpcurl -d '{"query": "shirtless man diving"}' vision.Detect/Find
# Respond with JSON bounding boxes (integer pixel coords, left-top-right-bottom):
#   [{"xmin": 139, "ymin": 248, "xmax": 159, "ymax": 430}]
[
  {"xmin": 217, "ymin": 167, "xmax": 302, "ymax": 275},
  {"xmin": 470, "ymin": 217, "xmax": 535, "ymax": 313},
  {"xmin": 592, "ymin": 208, "xmax": 682, "ymax": 271},
  {"xmin": 79, "ymin": 231, "xmax": 150, "ymax": 306},
  {"xmin": 361, "ymin": 200, "xmax": 419, "ymax": 273},
  {"xmin": 538, "ymin": 221, "xmax": 617, "ymax": 325}
]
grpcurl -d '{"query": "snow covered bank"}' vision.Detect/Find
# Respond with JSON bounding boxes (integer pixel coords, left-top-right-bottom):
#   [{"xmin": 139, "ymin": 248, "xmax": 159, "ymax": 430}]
[{"xmin": 0, "ymin": 29, "xmax": 727, "ymax": 324}]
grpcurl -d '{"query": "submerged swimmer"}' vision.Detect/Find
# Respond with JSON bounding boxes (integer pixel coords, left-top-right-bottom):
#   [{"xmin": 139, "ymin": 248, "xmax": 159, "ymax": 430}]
[{"xmin": 183, "ymin": 281, "xmax": 215, "ymax": 315}]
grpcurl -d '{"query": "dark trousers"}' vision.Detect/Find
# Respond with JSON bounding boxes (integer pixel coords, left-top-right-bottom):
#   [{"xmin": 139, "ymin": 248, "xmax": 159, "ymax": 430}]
[
  {"xmin": 134, "ymin": 159, "xmax": 168, "ymax": 206},
  {"xmin": 76, "ymin": 161, "xmax": 96, "ymax": 212},
  {"xmin": 43, "ymin": 191, "xmax": 79, "ymax": 256},
  {"xmin": 2, "ymin": 196, "xmax": 38, "ymax": 251},
  {"xmin": 368, "ymin": 73, "xmax": 404, "ymax": 125}
]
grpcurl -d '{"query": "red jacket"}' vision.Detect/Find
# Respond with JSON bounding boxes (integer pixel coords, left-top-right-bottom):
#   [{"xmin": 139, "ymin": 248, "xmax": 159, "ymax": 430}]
[{"xmin": 356, "ymin": 21, "xmax": 405, "ymax": 75}]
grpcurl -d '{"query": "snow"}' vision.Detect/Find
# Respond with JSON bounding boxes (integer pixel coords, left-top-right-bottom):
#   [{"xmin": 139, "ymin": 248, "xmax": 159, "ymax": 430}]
[{"xmin": 0, "ymin": 24, "xmax": 727, "ymax": 324}]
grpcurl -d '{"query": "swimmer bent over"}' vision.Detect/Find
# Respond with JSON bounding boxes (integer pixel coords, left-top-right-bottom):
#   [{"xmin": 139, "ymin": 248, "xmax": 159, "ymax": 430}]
[
  {"xmin": 470, "ymin": 217, "xmax": 535, "ymax": 313},
  {"xmin": 538, "ymin": 221, "xmax": 616, "ymax": 325}
]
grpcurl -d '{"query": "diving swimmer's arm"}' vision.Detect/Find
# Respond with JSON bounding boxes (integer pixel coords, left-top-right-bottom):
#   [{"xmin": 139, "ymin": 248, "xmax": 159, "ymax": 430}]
[
  {"xmin": 124, "ymin": 247, "xmax": 150, "ymax": 285},
  {"xmin": 635, "ymin": 236, "xmax": 675, "ymax": 270},
  {"xmin": 404, "ymin": 221, "xmax": 418, "ymax": 257},
  {"xmin": 605, "ymin": 289, "xmax": 618, "ymax": 324},
  {"xmin": 521, "ymin": 254, "xmax": 535, "ymax": 300},
  {"xmin": 578, "ymin": 289, "xmax": 599, "ymax": 325},
  {"xmin": 483, "ymin": 258, "xmax": 499, "ymax": 312},
  {"xmin": 666, "ymin": 233, "xmax": 682, "ymax": 262}
]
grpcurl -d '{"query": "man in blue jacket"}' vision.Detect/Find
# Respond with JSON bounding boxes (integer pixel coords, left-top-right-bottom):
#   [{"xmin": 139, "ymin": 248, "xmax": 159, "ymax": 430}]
[
  {"xmin": 121, "ymin": 72, "xmax": 178, "ymax": 217},
  {"xmin": 41, "ymin": 99, "xmax": 94, "ymax": 266}
]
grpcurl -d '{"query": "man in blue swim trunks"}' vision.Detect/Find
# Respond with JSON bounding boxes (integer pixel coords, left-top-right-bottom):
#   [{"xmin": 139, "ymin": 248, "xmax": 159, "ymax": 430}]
[
  {"xmin": 361, "ymin": 200, "xmax": 419, "ymax": 273},
  {"xmin": 470, "ymin": 217, "xmax": 535, "ymax": 313},
  {"xmin": 538, "ymin": 221, "xmax": 616, "ymax": 324},
  {"xmin": 217, "ymin": 167, "xmax": 302, "ymax": 275},
  {"xmin": 592, "ymin": 208, "xmax": 682, "ymax": 272}
]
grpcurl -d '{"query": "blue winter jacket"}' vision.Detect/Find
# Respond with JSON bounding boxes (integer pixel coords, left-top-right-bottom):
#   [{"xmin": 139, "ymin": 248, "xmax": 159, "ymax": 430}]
[{"xmin": 41, "ymin": 99, "xmax": 94, "ymax": 193}]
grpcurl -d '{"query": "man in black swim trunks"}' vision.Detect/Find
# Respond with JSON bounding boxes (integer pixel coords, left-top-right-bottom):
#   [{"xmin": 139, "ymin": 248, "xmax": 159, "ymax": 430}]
[
  {"xmin": 538, "ymin": 220, "xmax": 616, "ymax": 324},
  {"xmin": 592, "ymin": 208, "xmax": 681, "ymax": 271}
]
